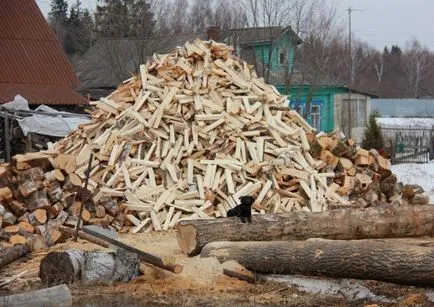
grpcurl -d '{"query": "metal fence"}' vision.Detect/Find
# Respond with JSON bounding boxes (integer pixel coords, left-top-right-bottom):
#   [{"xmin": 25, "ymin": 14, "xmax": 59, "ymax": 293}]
[{"xmin": 382, "ymin": 126, "xmax": 434, "ymax": 164}]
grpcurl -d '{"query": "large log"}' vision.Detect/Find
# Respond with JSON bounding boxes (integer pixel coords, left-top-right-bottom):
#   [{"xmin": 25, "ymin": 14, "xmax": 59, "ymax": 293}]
[
  {"xmin": 0, "ymin": 284, "xmax": 72, "ymax": 307},
  {"xmin": 177, "ymin": 205, "xmax": 434, "ymax": 256},
  {"xmin": 39, "ymin": 249, "xmax": 139, "ymax": 285},
  {"xmin": 0, "ymin": 244, "xmax": 30, "ymax": 267},
  {"xmin": 201, "ymin": 239, "xmax": 434, "ymax": 286}
]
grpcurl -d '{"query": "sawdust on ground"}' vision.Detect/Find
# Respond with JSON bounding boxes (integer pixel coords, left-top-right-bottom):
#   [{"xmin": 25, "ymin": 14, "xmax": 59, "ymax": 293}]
[{"xmin": 1, "ymin": 231, "xmax": 433, "ymax": 306}]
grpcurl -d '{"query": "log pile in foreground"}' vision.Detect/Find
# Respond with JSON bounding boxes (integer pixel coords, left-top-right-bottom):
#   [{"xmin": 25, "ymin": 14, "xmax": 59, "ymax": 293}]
[
  {"xmin": 177, "ymin": 205, "xmax": 434, "ymax": 256},
  {"xmin": 0, "ymin": 39, "xmax": 428, "ymax": 250},
  {"xmin": 201, "ymin": 239, "xmax": 434, "ymax": 286}
]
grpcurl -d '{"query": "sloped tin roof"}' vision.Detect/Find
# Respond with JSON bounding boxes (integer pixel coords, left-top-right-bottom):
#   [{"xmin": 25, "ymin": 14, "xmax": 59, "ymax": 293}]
[{"xmin": 0, "ymin": 0, "xmax": 88, "ymax": 105}]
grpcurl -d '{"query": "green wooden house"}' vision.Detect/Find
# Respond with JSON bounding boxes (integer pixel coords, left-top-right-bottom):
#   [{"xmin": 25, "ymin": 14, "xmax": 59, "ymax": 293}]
[{"xmin": 213, "ymin": 26, "xmax": 374, "ymax": 143}]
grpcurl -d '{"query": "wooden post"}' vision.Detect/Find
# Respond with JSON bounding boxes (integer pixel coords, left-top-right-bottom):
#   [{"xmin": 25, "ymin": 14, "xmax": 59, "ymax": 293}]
[
  {"xmin": 4, "ymin": 111, "xmax": 11, "ymax": 162},
  {"xmin": 74, "ymin": 153, "xmax": 93, "ymax": 241}
]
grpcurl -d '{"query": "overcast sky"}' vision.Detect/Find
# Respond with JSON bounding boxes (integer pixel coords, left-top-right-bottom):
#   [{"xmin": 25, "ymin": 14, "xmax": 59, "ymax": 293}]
[{"xmin": 36, "ymin": 0, "xmax": 434, "ymax": 51}]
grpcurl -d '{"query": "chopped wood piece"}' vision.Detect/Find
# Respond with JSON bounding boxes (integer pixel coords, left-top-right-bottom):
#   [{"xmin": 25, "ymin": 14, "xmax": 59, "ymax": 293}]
[
  {"xmin": 29, "ymin": 209, "xmax": 47, "ymax": 226},
  {"xmin": 9, "ymin": 234, "xmax": 27, "ymax": 245}
]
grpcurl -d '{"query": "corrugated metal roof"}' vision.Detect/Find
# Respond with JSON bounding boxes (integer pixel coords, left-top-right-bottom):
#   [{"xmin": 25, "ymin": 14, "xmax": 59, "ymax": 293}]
[
  {"xmin": 0, "ymin": 84, "xmax": 88, "ymax": 105},
  {"xmin": 0, "ymin": 0, "xmax": 86, "ymax": 105}
]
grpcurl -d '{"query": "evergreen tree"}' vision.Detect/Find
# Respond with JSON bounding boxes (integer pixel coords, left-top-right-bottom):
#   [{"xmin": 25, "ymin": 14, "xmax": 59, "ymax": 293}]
[
  {"xmin": 64, "ymin": 3, "xmax": 95, "ymax": 56},
  {"xmin": 362, "ymin": 111, "xmax": 384, "ymax": 150},
  {"xmin": 95, "ymin": 0, "xmax": 155, "ymax": 38},
  {"xmin": 49, "ymin": 0, "xmax": 69, "ymax": 51},
  {"xmin": 49, "ymin": 0, "xmax": 68, "ymax": 24}
]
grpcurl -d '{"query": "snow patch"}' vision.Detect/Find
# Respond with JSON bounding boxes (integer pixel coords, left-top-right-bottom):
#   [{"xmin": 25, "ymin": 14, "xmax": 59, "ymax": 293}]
[
  {"xmin": 391, "ymin": 162, "xmax": 434, "ymax": 203},
  {"xmin": 376, "ymin": 117, "xmax": 434, "ymax": 129}
]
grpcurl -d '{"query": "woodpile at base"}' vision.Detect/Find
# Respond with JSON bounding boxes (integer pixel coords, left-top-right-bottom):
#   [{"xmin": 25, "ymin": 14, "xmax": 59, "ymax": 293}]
[{"xmin": 0, "ymin": 39, "xmax": 429, "ymax": 253}]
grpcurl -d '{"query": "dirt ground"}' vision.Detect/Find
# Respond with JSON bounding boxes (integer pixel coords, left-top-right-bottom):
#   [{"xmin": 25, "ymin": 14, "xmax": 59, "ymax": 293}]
[{"xmin": 1, "ymin": 231, "xmax": 434, "ymax": 306}]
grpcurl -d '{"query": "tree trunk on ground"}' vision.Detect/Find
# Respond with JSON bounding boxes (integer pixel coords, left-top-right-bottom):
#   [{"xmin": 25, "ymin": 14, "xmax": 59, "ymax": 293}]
[
  {"xmin": 0, "ymin": 284, "xmax": 72, "ymax": 307},
  {"xmin": 0, "ymin": 244, "xmax": 30, "ymax": 267},
  {"xmin": 201, "ymin": 239, "xmax": 434, "ymax": 286},
  {"xmin": 177, "ymin": 205, "xmax": 434, "ymax": 256},
  {"xmin": 39, "ymin": 249, "xmax": 140, "ymax": 285}
]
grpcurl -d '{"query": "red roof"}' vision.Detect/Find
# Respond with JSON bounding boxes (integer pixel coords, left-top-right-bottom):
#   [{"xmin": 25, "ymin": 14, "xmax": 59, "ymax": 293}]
[{"xmin": 0, "ymin": 0, "xmax": 88, "ymax": 105}]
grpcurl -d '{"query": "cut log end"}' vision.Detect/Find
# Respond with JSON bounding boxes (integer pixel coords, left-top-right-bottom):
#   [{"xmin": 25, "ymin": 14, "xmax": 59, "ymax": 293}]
[
  {"xmin": 176, "ymin": 223, "xmax": 198, "ymax": 256},
  {"xmin": 39, "ymin": 251, "xmax": 79, "ymax": 285}
]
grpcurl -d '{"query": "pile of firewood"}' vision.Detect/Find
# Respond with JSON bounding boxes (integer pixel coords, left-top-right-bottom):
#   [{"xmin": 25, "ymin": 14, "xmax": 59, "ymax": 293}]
[{"xmin": 0, "ymin": 39, "xmax": 429, "ymax": 251}]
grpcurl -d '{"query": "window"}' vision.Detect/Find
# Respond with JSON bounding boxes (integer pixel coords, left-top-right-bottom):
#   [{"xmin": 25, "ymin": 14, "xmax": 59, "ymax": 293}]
[
  {"xmin": 342, "ymin": 99, "xmax": 367, "ymax": 127},
  {"xmin": 279, "ymin": 48, "xmax": 288, "ymax": 65},
  {"xmin": 311, "ymin": 105, "xmax": 321, "ymax": 129}
]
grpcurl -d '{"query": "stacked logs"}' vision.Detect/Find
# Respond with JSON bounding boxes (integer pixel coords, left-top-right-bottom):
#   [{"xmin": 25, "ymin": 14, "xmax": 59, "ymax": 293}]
[{"xmin": 0, "ymin": 39, "xmax": 428, "ymax": 253}]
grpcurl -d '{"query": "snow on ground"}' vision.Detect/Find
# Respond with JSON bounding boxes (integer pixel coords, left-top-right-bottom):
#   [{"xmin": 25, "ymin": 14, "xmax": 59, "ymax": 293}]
[
  {"xmin": 391, "ymin": 161, "xmax": 434, "ymax": 203},
  {"xmin": 377, "ymin": 117, "xmax": 434, "ymax": 129}
]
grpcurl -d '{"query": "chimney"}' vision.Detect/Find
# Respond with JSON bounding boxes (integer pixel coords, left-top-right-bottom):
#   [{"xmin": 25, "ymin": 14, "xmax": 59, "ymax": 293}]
[{"xmin": 207, "ymin": 27, "xmax": 221, "ymax": 42}]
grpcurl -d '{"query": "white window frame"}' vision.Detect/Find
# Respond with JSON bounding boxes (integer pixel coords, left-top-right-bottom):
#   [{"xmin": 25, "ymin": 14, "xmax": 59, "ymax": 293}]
[
  {"xmin": 311, "ymin": 105, "xmax": 321, "ymax": 130},
  {"xmin": 279, "ymin": 48, "xmax": 288, "ymax": 66}
]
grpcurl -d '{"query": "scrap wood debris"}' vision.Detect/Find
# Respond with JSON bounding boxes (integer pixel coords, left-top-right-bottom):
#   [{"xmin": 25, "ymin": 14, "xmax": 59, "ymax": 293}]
[{"xmin": 0, "ymin": 39, "xmax": 430, "ymax": 253}]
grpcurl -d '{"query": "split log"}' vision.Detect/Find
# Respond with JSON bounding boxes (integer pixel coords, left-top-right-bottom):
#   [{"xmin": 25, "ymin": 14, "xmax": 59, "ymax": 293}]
[
  {"xmin": 331, "ymin": 141, "xmax": 349, "ymax": 157},
  {"xmin": 63, "ymin": 174, "xmax": 82, "ymax": 191},
  {"xmin": 2, "ymin": 211, "xmax": 17, "ymax": 227},
  {"xmin": 54, "ymin": 154, "xmax": 72, "ymax": 170},
  {"xmin": 45, "ymin": 169, "xmax": 65, "ymax": 182},
  {"xmin": 201, "ymin": 239, "xmax": 434, "ymax": 286},
  {"xmin": 0, "ymin": 165, "xmax": 10, "ymax": 188},
  {"xmin": 39, "ymin": 249, "xmax": 139, "ymax": 285},
  {"xmin": 16, "ymin": 167, "xmax": 45, "ymax": 182},
  {"xmin": 0, "ymin": 227, "xmax": 11, "ymax": 240},
  {"xmin": 29, "ymin": 209, "xmax": 47, "ymax": 226},
  {"xmin": 49, "ymin": 203, "xmax": 63, "ymax": 218},
  {"xmin": 17, "ymin": 181, "xmax": 41, "ymax": 198},
  {"xmin": 64, "ymin": 158, "xmax": 77, "ymax": 174},
  {"xmin": 24, "ymin": 189, "xmax": 50, "ymax": 211},
  {"xmin": 9, "ymin": 234, "xmax": 26, "ymax": 245},
  {"xmin": 0, "ymin": 186, "xmax": 13, "ymax": 202},
  {"xmin": 12, "ymin": 153, "xmax": 54, "ymax": 171},
  {"xmin": 0, "ymin": 284, "xmax": 72, "ymax": 307},
  {"xmin": 4, "ymin": 225, "xmax": 20, "ymax": 235},
  {"xmin": 177, "ymin": 205, "xmax": 434, "ymax": 256},
  {"xmin": 46, "ymin": 228, "xmax": 63, "ymax": 246},
  {"xmin": 46, "ymin": 180, "xmax": 63, "ymax": 203},
  {"xmin": 17, "ymin": 221, "xmax": 34, "ymax": 235},
  {"xmin": 0, "ymin": 244, "xmax": 30, "ymax": 267},
  {"xmin": 27, "ymin": 234, "xmax": 48, "ymax": 252},
  {"xmin": 95, "ymin": 205, "xmax": 106, "ymax": 218},
  {"xmin": 9, "ymin": 200, "xmax": 28, "ymax": 216}
]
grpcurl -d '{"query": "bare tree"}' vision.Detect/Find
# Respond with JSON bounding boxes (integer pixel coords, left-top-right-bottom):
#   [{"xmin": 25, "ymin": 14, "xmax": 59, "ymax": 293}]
[
  {"xmin": 295, "ymin": 0, "xmax": 344, "ymax": 117},
  {"xmin": 403, "ymin": 38, "xmax": 431, "ymax": 98}
]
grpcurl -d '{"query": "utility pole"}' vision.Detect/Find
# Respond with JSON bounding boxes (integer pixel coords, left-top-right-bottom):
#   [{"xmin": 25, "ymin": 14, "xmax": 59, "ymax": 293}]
[{"xmin": 346, "ymin": 7, "xmax": 361, "ymax": 138}]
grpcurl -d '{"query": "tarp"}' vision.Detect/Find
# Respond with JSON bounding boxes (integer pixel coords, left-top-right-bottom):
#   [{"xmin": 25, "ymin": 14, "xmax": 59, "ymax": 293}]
[{"xmin": 2, "ymin": 95, "xmax": 90, "ymax": 137}]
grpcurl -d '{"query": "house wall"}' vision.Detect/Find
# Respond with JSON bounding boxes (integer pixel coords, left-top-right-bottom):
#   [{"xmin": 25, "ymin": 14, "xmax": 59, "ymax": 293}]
[
  {"xmin": 254, "ymin": 33, "xmax": 296, "ymax": 73},
  {"xmin": 282, "ymin": 86, "xmax": 347, "ymax": 133},
  {"xmin": 335, "ymin": 93, "xmax": 371, "ymax": 143}
]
